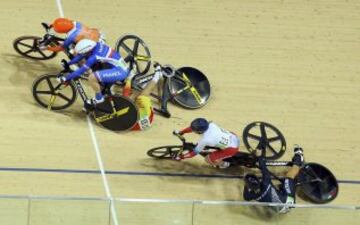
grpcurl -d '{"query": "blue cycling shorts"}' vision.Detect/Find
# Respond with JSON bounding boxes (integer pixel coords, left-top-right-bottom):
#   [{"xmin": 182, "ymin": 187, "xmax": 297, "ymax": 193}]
[{"xmin": 94, "ymin": 67, "xmax": 128, "ymax": 83}]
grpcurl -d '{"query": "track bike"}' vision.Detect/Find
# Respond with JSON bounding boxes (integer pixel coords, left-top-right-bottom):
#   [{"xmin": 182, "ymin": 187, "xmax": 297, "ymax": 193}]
[
  {"xmin": 115, "ymin": 35, "xmax": 211, "ymax": 118},
  {"xmin": 13, "ymin": 23, "xmax": 151, "ymax": 76},
  {"xmin": 31, "ymin": 63, "xmax": 139, "ymax": 131},
  {"xmin": 13, "ymin": 23, "xmax": 73, "ymax": 60},
  {"xmin": 147, "ymin": 121, "xmax": 339, "ymax": 204}
]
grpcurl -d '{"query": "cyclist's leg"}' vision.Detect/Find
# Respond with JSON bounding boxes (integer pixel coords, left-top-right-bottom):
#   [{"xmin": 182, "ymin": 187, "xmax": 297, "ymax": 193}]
[
  {"xmin": 135, "ymin": 65, "xmax": 162, "ymax": 98},
  {"xmin": 205, "ymin": 147, "xmax": 239, "ymax": 168},
  {"xmin": 286, "ymin": 144, "xmax": 304, "ymax": 178},
  {"xmin": 131, "ymin": 95, "xmax": 154, "ymax": 131},
  {"xmin": 92, "ymin": 66, "xmax": 128, "ymax": 102},
  {"xmin": 88, "ymin": 72, "xmax": 104, "ymax": 102},
  {"xmin": 286, "ymin": 166, "xmax": 300, "ymax": 179}
]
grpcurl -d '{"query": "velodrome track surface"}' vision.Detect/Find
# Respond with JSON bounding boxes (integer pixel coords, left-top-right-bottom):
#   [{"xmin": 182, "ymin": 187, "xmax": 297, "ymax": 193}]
[{"xmin": 0, "ymin": 0, "xmax": 359, "ymax": 223}]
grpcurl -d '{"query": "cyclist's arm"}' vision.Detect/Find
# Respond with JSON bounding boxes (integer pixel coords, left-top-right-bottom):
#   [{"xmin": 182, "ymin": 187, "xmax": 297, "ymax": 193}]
[
  {"xmin": 181, "ymin": 138, "xmax": 207, "ymax": 159},
  {"xmin": 62, "ymin": 23, "xmax": 81, "ymax": 49},
  {"xmin": 65, "ymin": 55, "xmax": 96, "ymax": 81},
  {"xmin": 68, "ymin": 54, "xmax": 86, "ymax": 65},
  {"xmin": 47, "ymin": 45, "xmax": 64, "ymax": 52},
  {"xmin": 193, "ymin": 140, "xmax": 207, "ymax": 154},
  {"xmin": 179, "ymin": 127, "xmax": 192, "ymax": 135}
]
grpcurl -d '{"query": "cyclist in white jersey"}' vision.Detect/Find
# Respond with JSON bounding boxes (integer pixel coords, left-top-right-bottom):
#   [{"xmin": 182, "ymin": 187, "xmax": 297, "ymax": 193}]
[{"xmin": 174, "ymin": 118, "xmax": 240, "ymax": 168}]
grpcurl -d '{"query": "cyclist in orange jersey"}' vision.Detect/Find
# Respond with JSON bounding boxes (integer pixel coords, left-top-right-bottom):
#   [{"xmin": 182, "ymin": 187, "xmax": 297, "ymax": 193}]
[{"xmin": 46, "ymin": 18, "xmax": 104, "ymax": 52}]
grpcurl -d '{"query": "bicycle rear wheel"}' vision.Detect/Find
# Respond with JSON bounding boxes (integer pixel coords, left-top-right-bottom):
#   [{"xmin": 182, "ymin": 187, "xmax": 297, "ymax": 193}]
[
  {"xmin": 32, "ymin": 74, "xmax": 77, "ymax": 110},
  {"xmin": 297, "ymin": 163, "xmax": 339, "ymax": 204},
  {"xmin": 169, "ymin": 67, "xmax": 211, "ymax": 109},
  {"xmin": 13, "ymin": 36, "xmax": 57, "ymax": 60},
  {"xmin": 115, "ymin": 34, "xmax": 151, "ymax": 75},
  {"xmin": 93, "ymin": 96, "xmax": 139, "ymax": 131}
]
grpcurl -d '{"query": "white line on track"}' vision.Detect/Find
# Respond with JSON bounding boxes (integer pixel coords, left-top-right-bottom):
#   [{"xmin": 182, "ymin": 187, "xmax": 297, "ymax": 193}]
[
  {"xmin": 86, "ymin": 116, "xmax": 119, "ymax": 225},
  {"xmin": 55, "ymin": 0, "xmax": 64, "ymax": 17},
  {"xmin": 54, "ymin": 1, "xmax": 119, "ymax": 225}
]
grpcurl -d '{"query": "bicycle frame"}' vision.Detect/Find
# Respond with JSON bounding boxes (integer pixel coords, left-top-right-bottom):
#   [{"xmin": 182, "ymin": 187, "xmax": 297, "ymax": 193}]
[
  {"xmin": 131, "ymin": 69, "xmax": 196, "ymax": 117},
  {"xmin": 171, "ymin": 133, "xmax": 292, "ymax": 167}
]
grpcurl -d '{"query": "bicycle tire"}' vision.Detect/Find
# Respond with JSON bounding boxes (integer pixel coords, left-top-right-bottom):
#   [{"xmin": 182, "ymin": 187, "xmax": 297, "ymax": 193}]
[
  {"xmin": 115, "ymin": 34, "xmax": 151, "ymax": 75},
  {"xmin": 242, "ymin": 121, "xmax": 286, "ymax": 160},
  {"xmin": 32, "ymin": 74, "xmax": 77, "ymax": 110},
  {"xmin": 297, "ymin": 163, "xmax": 339, "ymax": 204},
  {"xmin": 93, "ymin": 95, "xmax": 139, "ymax": 131},
  {"xmin": 147, "ymin": 145, "xmax": 193, "ymax": 159},
  {"xmin": 169, "ymin": 67, "xmax": 211, "ymax": 109},
  {"xmin": 13, "ymin": 36, "xmax": 57, "ymax": 60}
]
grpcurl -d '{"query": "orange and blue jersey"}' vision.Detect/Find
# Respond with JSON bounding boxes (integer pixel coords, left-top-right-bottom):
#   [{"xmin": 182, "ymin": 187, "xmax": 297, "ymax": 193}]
[
  {"xmin": 49, "ymin": 22, "xmax": 100, "ymax": 52},
  {"xmin": 64, "ymin": 22, "xmax": 100, "ymax": 49}
]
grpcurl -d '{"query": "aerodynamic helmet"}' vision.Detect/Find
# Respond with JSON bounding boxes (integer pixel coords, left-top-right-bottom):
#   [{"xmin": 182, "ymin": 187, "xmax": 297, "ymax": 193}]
[
  {"xmin": 75, "ymin": 39, "xmax": 97, "ymax": 54},
  {"xmin": 52, "ymin": 18, "xmax": 74, "ymax": 33},
  {"xmin": 190, "ymin": 118, "xmax": 209, "ymax": 134},
  {"xmin": 244, "ymin": 173, "xmax": 261, "ymax": 192}
]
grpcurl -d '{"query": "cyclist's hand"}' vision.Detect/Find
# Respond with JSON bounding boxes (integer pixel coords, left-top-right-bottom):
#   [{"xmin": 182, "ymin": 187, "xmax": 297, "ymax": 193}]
[
  {"xmin": 174, "ymin": 155, "xmax": 184, "ymax": 161},
  {"xmin": 153, "ymin": 61, "xmax": 161, "ymax": 72},
  {"xmin": 184, "ymin": 143, "xmax": 195, "ymax": 150},
  {"xmin": 173, "ymin": 130, "xmax": 182, "ymax": 136},
  {"xmin": 57, "ymin": 75, "xmax": 67, "ymax": 84},
  {"xmin": 39, "ymin": 44, "xmax": 48, "ymax": 51},
  {"xmin": 61, "ymin": 59, "xmax": 70, "ymax": 70}
]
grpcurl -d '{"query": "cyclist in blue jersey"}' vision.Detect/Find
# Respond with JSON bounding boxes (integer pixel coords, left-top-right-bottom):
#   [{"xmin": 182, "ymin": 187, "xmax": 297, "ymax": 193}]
[
  {"xmin": 243, "ymin": 145, "xmax": 305, "ymax": 213},
  {"xmin": 57, "ymin": 39, "xmax": 131, "ymax": 106}
]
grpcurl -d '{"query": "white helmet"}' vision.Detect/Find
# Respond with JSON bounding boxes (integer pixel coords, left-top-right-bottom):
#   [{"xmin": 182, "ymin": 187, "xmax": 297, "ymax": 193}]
[{"xmin": 75, "ymin": 39, "xmax": 97, "ymax": 54}]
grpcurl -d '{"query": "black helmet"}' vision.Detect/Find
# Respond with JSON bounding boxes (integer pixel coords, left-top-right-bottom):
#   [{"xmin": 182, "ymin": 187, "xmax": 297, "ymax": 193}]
[
  {"xmin": 190, "ymin": 118, "xmax": 209, "ymax": 134},
  {"xmin": 244, "ymin": 174, "xmax": 261, "ymax": 192}
]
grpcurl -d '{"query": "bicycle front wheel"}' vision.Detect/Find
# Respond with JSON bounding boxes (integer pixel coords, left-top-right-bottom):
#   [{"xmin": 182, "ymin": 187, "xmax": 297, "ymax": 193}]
[
  {"xmin": 169, "ymin": 67, "xmax": 211, "ymax": 109},
  {"xmin": 147, "ymin": 145, "xmax": 188, "ymax": 159},
  {"xmin": 297, "ymin": 163, "xmax": 339, "ymax": 204},
  {"xmin": 32, "ymin": 74, "xmax": 77, "ymax": 110},
  {"xmin": 13, "ymin": 36, "xmax": 57, "ymax": 60}
]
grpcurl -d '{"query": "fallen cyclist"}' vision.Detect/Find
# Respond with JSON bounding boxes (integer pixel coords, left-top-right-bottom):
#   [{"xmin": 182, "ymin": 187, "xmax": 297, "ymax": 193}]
[{"xmin": 243, "ymin": 145, "xmax": 305, "ymax": 213}]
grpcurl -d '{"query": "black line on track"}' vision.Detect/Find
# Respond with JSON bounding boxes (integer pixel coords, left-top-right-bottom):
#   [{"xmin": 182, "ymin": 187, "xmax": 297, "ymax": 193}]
[{"xmin": 0, "ymin": 167, "xmax": 359, "ymax": 184}]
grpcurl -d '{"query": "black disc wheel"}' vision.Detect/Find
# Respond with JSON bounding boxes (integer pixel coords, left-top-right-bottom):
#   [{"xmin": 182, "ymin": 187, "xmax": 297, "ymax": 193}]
[
  {"xmin": 147, "ymin": 145, "xmax": 191, "ymax": 159},
  {"xmin": 169, "ymin": 67, "xmax": 211, "ymax": 109},
  {"xmin": 13, "ymin": 36, "xmax": 57, "ymax": 60},
  {"xmin": 242, "ymin": 121, "xmax": 286, "ymax": 160},
  {"xmin": 115, "ymin": 34, "xmax": 151, "ymax": 75},
  {"xmin": 93, "ymin": 96, "xmax": 139, "ymax": 131},
  {"xmin": 32, "ymin": 74, "xmax": 77, "ymax": 110},
  {"xmin": 297, "ymin": 163, "xmax": 339, "ymax": 204}
]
